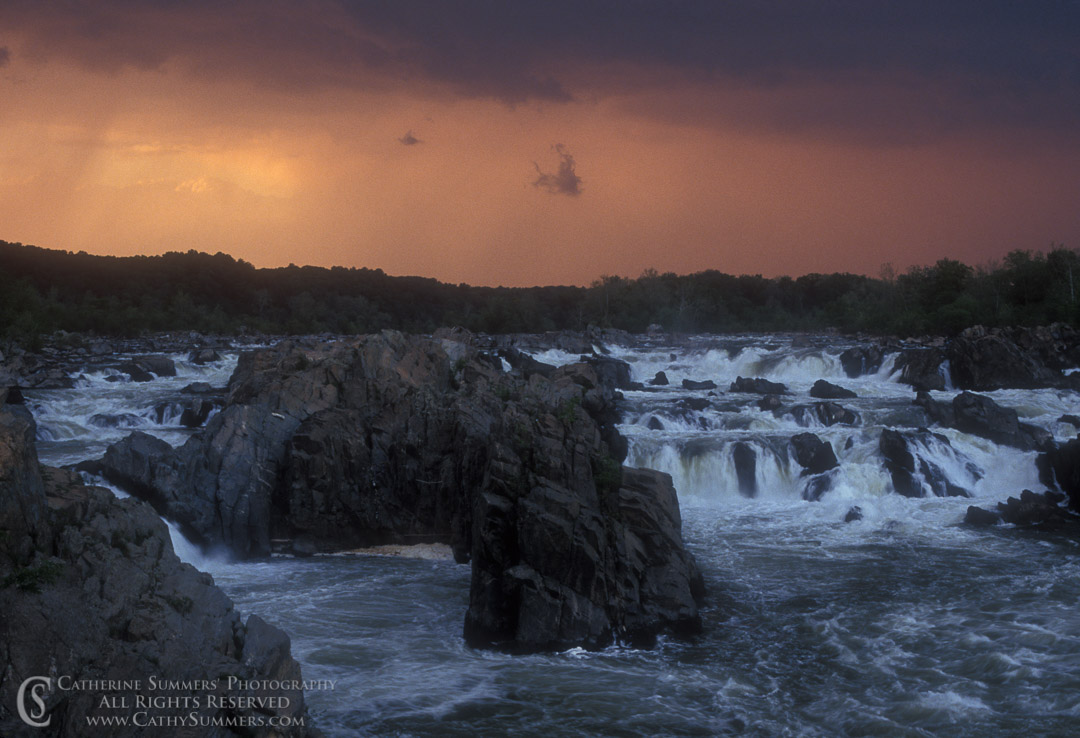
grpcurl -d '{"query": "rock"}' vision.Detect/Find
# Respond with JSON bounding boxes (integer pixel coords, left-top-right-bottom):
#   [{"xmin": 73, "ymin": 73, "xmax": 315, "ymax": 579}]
[
  {"xmin": 895, "ymin": 349, "xmax": 947, "ymax": 391},
  {"xmin": 1038, "ymin": 438, "xmax": 1080, "ymax": 511},
  {"xmin": 682, "ymin": 378, "xmax": 717, "ymax": 390},
  {"xmin": 189, "ymin": 348, "xmax": 222, "ymax": 365},
  {"xmin": 682, "ymin": 397, "xmax": 711, "ymax": 412},
  {"xmin": 964, "ymin": 505, "xmax": 1001, "ymax": 526},
  {"xmin": 879, "ymin": 428, "xmax": 971, "ymax": 498},
  {"xmin": 947, "ymin": 334, "xmax": 1059, "ymax": 390},
  {"xmin": 732, "ymin": 442, "xmax": 756, "ymax": 497},
  {"xmin": 498, "ymin": 348, "xmax": 556, "ymax": 379},
  {"xmin": 92, "ymin": 332, "xmax": 703, "ymax": 652},
  {"xmin": 729, "ymin": 376, "xmax": 787, "ymax": 394},
  {"xmin": 790, "ymin": 433, "xmax": 839, "ymax": 475},
  {"xmin": 839, "ymin": 346, "xmax": 884, "ymax": 378},
  {"xmin": 88, "ymin": 412, "xmax": 145, "ymax": 429},
  {"xmin": 465, "ymin": 466, "xmax": 704, "ymax": 651},
  {"xmin": 0, "ymin": 405, "xmax": 313, "ymax": 736},
  {"xmin": 182, "ymin": 381, "xmax": 216, "ymax": 394},
  {"xmin": 790, "ymin": 402, "xmax": 859, "ymax": 427},
  {"xmin": 649, "ymin": 371, "xmax": 669, "ymax": 386},
  {"xmin": 952, "ymin": 391, "xmax": 1035, "ymax": 450},
  {"xmin": 757, "ymin": 394, "xmax": 783, "ymax": 412},
  {"xmin": 647, "ymin": 416, "xmax": 665, "ymax": 431},
  {"xmin": 1059, "ymin": 414, "xmax": 1080, "ymax": 428},
  {"xmin": 584, "ymin": 355, "xmax": 634, "ymax": 391},
  {"xmin": 801, "ymin": 473, "xmax": 833, "ymax": 502},
  {"xmin": 810, "ymin": 379, "xmax": 857, "ymax": 399},
  {"xmin": 844, "ymin": 506, "xmax": 864, "ymax": 523},
  {"xmin": 993, "ymin": 489, "xmax": 1080, "ymax": 531},
  {"xmin": 913, "ymin": 390, "xmax": 955, "ymax": 427}
]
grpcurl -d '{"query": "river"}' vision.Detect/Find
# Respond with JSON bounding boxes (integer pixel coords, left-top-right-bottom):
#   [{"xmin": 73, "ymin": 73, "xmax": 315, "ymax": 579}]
[{"xmin": 23, "ymin": 336, "xmax": 1080, "ymax": 736}]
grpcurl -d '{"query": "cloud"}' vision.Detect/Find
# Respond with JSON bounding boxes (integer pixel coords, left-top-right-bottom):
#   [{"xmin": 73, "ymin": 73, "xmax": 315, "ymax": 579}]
[
  {"xmin": 398, "ymin": 130, "xmax": 421, "ymax": 145},
  {"xmin": 0, "ymin": 47, "xmax": 9, "ymax": 67},
  {"xmin": 2, "ymin": 1, "xmax": 1079, "ymax": 139},
  {"xmin": 533, "ymin": 144, "xmax": 581, "ymax": 196}
]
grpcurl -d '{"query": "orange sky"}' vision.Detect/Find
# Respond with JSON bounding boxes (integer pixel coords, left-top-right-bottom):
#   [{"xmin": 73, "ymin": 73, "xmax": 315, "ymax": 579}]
[{"xmin": 1, "ymin": 2, "xmax": 1078, "ymax": 287}]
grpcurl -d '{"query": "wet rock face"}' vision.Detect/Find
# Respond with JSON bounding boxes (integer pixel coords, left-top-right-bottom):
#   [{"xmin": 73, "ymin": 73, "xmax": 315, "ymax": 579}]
[
  {"xmin": 894, "ymin": 349, "xmax": 947, "ymax": 391},
  {"xmin": 810, "ymin": 379, "xmax": 857, "ymax": 399},
  {"xmin": 0, "ymin": 406, "xmax": 312, "ymax": 737},
  {"xmin": 729, "ymin": 376, "xmax": 787, "ymax": 394},
  {"xmin": 879, "ymin": 428, "xmax": 972, "ymax": 499},
  {"xmin": 91, "ymin": 331, "xmax": 704, "ymax": 652},
  {"xmin": 946, "ymin": 334, "xmax": 1059, "ymax": 391},
  {"xmin": 839, "ymin": 346, "xmax": 884, "ymax": 378}
]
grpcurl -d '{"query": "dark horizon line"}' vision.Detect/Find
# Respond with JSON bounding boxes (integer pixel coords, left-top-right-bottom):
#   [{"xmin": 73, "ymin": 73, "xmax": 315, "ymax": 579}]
[{"xmin": 2, "ymin": 237, "xmax": 1074, "ymax": 291}]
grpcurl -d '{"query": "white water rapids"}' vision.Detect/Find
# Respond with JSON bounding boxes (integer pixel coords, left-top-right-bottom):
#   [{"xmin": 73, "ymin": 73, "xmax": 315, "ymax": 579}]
[{"xmin": 22, "ymin": 335, "xmax": 1080, "ymax": 737}]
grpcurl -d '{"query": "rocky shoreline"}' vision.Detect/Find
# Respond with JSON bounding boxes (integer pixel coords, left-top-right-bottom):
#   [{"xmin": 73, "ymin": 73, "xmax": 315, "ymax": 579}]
[
  {"xmin": 4, "ymin": 322, "xmax": 1080, "ymax": 731},
  {"xmin": 0, "ymin": 396, "xmax": 315, "ymax": 737}
]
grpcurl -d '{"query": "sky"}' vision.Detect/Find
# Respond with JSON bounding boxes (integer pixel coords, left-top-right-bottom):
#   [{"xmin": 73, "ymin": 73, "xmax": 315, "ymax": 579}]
[{"xmin": 1, "ymin": 1, "xmax": 1078, "ymax": 287}]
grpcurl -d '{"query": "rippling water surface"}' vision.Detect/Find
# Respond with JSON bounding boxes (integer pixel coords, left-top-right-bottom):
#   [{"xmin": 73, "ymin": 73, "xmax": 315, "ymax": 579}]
[{"xmin": 25, "ymin": 337, "xmax": 1080, "ymax": 736}]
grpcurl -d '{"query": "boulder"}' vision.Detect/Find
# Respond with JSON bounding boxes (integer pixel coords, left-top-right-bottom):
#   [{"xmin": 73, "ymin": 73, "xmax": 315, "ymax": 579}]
[
  {"xmin": 729, "ymin": 376, "xmax": 787, "ymax": 394},
  {"xmin": 992, "ymin": 490, "xmax": 1080, "ymax": 531},
  {"xmin": 1038, "ymin": 438, "xmax": 1080, "ymax": 511},
  {"xmin": 879, "ymin": 428, "xmax": 971, "ymax": 498},
  {"xmin": 584, "ymin": 355, "xmax": 634, "ymax": 391},
  {"xmin": 189, "ymin": 348, "xmax": 222, "ymax": 365},
  {"xmin": 952, "ymin": 391, "xmax": 1039, "ymax": 450},
  {"xmin": 92, "ymin": 332, "xmax": 703, "ymax": 652},
  {"xmin": 809, "ymin": 379, "xmax": 857, "ymax": 399},
  {"xmin": 790, "ymin": 402, "xmax": 859, "ymax": 427},
  {"xmin": 790, "ymin": 433, "xmax": 838, "ymax": 476},
  {"xmin": 947, "ymin": 334, "xmax": 1059, "ymax": 390},
  {"xmin": 649, "ymin": 371, "xmax": 669, "ymax": 386},
  {"xmin": 844, "ymin": 506, "xmax": 863, "ymax": 523},
  {"xmin": 757, "ymin": 394, "xmax": 783, "ymax": 412},
  {"xmin": 839, "ymin": 346, "xmax": 884, "ymax": 378},
  {"xmin": 894, "ymin": 349, "xmax": 946, "ymax": 391},
  {"xmin": 732, "ymin": 442, "xmax": 756, "ymax": 497},
  {"xmin": 682, "ymin": 378, "xmax": 717, "ymax": 390},
  {"xmin": 0, "ymin": 405, "xmax": 313, "ymax": 736}
]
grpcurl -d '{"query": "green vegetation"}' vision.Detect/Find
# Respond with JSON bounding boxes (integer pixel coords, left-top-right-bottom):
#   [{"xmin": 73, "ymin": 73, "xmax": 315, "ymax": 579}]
[
  {"xmin": 2, "ymin": 560, "xmax": 65, "ymax": 593},
  {"xmin": 2, "ymin": 240, "xmax": 1078, "ymax": 346}
]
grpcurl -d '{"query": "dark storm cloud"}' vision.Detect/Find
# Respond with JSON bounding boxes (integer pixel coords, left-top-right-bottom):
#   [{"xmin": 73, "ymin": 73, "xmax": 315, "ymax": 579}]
[
  {"xmin": 533, "ymin": 145, "xmax": 581, "ymax": 197},
  {"xmin": 3, "ymin": 1, "xmax": 1079, "ymax": 136}
]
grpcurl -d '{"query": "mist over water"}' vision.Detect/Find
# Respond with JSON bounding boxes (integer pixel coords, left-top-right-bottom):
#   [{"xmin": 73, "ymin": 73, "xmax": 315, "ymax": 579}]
[{"xmin": 24, "ymin": 336, "xmax": 1080, "ymax": 736}]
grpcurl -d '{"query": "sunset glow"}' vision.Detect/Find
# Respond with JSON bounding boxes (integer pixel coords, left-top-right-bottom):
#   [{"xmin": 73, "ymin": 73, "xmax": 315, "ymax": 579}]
[{"xmin": 2, "ymin": 1, "xmax": 1078, "ymax": 286}]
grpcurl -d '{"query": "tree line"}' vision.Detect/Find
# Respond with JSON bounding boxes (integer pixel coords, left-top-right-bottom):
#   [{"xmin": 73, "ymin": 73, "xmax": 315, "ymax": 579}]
[{"xmin": 1, "ymin": 240, "xmax": 1077, "ymax": 348}]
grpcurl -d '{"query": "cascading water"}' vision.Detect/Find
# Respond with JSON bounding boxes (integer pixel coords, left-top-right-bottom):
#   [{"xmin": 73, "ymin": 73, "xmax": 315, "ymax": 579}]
[{"xmin": 21, "ymin": 335, "xmax": 1080, "ymax": 737}]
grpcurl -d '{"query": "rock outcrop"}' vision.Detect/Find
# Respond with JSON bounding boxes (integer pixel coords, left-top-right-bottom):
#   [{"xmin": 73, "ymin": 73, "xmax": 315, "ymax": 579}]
[
  {"xmin": 0, "ymin": 401, "xmax": 312, "ymax": 737},
  {"xmin": 879, "ymin": 428, "xmax": 972, "ymax": 498},
  {"xmin": 89, "ymin": 331, "xmax": 704, "ymax": 652}
]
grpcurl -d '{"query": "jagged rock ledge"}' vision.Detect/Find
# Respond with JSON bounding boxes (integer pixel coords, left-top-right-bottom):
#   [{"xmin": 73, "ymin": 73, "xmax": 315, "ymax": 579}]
[
  {"xmin": 85, "ymin": 329, "xmax": 705, "ymax": 653},
  {"xmin": 0, "ymin": 398, "xmax": 314, "ymax": 737}
]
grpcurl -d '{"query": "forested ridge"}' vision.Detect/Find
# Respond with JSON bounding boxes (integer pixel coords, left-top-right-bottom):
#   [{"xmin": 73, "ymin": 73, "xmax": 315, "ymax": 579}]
[{"xmin": 1, "ymin": 239, "xmax": 1078, "ymax": 346}]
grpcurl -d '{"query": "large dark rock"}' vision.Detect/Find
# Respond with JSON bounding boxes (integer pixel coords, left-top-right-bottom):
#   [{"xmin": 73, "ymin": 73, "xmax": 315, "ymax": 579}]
[
  {"xmin": 0, "ymin": 406, "xmax": 312, "ymax": 736},
  {"xmin": 879, "ymin": 428, "xmax": 971, "ymax": 498},
  {"xmin": 952, "ymin": 391, "xmax": 1044, "ymax": 451},
  {"xmin": 465, "ymin": 466, "xmax": 704, "ymax": 651},
  {"xmin": 790, "ymin": 433, "xmax": 838, "ymax": 476},
  {"xmin": 729, "ymin": 376, "xmax": 787, "ymax": 394},
  {"xmin": 682, "ymin": 378, "xmax": 717, "ymax": 390},
  {"xmin": 584, "ymin": 355, "xmax": 633, "ymax": 391},
  {"xmin": 790, "ymin": 402, "xmax": 859, "ymax": 427},
  {"xmin": 947, "ymin": 333, "xmax": 1059, "ymax": 390},
  {"xmin": 91, "ymin": 331, "xmax": 703, "ymax": 652},
  {"xmin": 810, "ymin": 379, "xmax": 857, "ymax": 399},
  {"xmin": 1039, "ymin": 438, "xmax": 1080, "ymax": 511},
  {"xmin": 732, "ymin": 442, "xmax": 756, "ymax": 497},
  {"xmin": 839, "ymin": 346, "xmax": 884, "ymax": 378},
  {"xmin": 649, "ymin": 371, "xmax": 669, "ymax": 386},
  {"xmin": 894, "ymin": 349, "xmax": 947, "ymax": 391},
  {"xmin": 971, "ymin": 489, "xmax": 1080, "ymax": 531}
]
